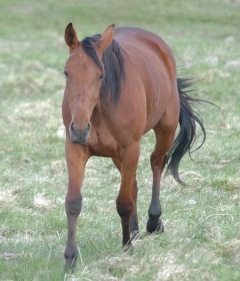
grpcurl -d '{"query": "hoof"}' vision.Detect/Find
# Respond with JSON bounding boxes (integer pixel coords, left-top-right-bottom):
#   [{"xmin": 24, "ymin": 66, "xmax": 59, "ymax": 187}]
[
  {"xmin": 64, "ymin": 264, "xmax": 75, "ymax": 274},
  {"xmin": 64, "ymin": 260, "xmax": 77, "ymax": 273},
  {"xmin": 64, "ymin": 252, "xmax": 78, "ymax": 273},
  {"xmin": 147, "ymin": 218, "xmax": 164, "ymax": 234},
  {"xmin": 122, "ymin": 244, "xmax": 134, "ymax": 255},
  {"xmin": 130, "ymin": 230, "xmax": 140, "ymax": 240}
]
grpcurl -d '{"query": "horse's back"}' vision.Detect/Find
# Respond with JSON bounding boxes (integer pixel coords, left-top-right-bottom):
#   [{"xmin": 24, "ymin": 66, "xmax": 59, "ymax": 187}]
[
  {"xmin": 115, "ymin": 26, "xmax": 176, "ymax": 80},
  {"xmin": 115, "ymin": 26, "xmax": 170, "ymax": 51}
]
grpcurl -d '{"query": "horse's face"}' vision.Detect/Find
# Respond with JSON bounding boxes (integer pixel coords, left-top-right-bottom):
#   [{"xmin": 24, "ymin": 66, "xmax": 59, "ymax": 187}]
[
  {"xmin": 64, "ymin": 23, "xmax": 114, "ymax": 144},
  {"xmin": 64, "ymin": 45, "xmax": 103, "ymax": 144}
]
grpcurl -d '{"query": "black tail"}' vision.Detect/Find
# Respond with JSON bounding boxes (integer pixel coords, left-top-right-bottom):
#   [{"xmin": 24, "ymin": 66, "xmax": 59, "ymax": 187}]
[{"xmin": 166, "ymin": 77, "xmax": 208, "ymax": 185}]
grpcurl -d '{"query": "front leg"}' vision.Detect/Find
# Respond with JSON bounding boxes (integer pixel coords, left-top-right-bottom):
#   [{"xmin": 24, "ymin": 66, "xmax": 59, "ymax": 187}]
[
  {"xmin": 116, "ymin": 143, "xmax": 140, "ymax": 248},
  {"xmin": 64, "ymin": 140, "xmax": 90, "ymax": 271},
  {"xmin": 112, "ymin": 158, "xmax": 139, "ymax": 238}
]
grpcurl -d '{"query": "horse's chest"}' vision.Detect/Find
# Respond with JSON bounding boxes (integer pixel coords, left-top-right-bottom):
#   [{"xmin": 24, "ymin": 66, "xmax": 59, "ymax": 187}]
[{"xmin": 88, "ymin": 128, "xmax": 122, "ymax": 158}]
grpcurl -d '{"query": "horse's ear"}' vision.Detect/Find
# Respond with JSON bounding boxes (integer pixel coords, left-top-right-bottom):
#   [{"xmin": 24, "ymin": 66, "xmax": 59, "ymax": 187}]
[
  {"xmin": 97, "ymin": 24, "xmax": 115, "ymax": 54},
  {"xmin": 65, "ymin": 23, "xmax": 79, "ymax": 49}
]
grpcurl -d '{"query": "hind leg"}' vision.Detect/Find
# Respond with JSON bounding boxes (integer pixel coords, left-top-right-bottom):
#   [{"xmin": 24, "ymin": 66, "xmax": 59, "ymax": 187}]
[
  {"xmin": 112, "ymin": 158, "xmax": 139, "ymax": 238},
  {"xmin": 147, "ymin": 124, "xmax": 176, "ymax": 233}
]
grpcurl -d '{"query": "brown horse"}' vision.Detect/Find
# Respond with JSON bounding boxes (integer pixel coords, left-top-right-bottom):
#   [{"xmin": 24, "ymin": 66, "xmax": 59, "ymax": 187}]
[{"xmin": 62, "ymin": 23, "xmax": 207, "ymax": 270}]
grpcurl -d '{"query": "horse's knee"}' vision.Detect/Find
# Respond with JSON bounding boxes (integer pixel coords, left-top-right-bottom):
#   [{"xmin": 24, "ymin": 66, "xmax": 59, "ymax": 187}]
[{"xmin": 65, "ymin": 194, "xmax": 82, "ymax": 217}]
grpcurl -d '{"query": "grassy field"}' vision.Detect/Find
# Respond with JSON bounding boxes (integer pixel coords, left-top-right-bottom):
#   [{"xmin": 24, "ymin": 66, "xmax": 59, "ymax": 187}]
[{"xmin": 0, "ymin": 0, "xmax": 240, "ymax": 280}]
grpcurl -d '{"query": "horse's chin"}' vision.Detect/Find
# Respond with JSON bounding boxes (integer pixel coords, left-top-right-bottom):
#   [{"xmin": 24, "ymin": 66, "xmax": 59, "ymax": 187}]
[{"xmin": 70, "ymin": 134, "xmax": 89, "ymax": 145}]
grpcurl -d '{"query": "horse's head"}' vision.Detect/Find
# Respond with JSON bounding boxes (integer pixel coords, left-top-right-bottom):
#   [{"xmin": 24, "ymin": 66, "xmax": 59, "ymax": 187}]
[{"xmin": 64, "ymin": 23, "xmax": 114, "ymax": 144}]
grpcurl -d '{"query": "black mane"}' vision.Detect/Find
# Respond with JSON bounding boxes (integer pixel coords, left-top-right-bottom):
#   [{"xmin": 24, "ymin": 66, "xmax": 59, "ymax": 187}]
[{"xmin": 82, "ymin": 34, "xmax": 126, "ymax": 109}]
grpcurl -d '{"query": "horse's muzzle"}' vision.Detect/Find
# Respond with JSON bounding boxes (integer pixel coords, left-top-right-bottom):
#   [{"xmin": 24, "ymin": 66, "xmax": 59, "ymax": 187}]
[{"xmin": 69, "ymin": 122, "xmax": 91, "ymax": 144}]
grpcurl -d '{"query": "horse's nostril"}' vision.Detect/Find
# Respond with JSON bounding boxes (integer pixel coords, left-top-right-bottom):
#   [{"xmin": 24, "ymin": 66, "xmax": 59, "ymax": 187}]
[
  {"xmin": 87, "ymin": 123, "xmax": 91, "ymax": 131},
  {"xmin": 70, "ymin": 122, "xmax": 76, "ymax": 133}
]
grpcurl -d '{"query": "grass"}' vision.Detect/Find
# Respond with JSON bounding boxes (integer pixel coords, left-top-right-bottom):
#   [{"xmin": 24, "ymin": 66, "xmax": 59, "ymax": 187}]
[{"xmin": 0, "ymin": 0, "xmax": 240, "ymax": 280}]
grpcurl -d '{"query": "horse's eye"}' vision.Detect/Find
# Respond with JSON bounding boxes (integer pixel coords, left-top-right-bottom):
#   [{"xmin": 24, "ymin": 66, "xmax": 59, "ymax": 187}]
[
  {"xmin": 64, "ymin": 71, "xmax": 69, "ymax": 78},
  {"xmin": 99, "ymin": 75, "xmax": 104, "ymax": 81}
]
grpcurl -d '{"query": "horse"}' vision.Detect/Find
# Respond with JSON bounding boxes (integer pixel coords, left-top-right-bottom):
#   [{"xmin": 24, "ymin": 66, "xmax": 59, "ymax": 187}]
[{"xmin": 62, "ymin": 23, "xmax": 208, "ymax": 270}]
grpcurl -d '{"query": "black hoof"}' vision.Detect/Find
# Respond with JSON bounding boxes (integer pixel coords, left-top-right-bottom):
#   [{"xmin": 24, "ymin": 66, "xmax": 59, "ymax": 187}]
[
  {"xmin": 64, "ymin": 264, "xmax": 75, "ymax": 274},
  {"xmin": 130, "ymin": 230, "xmax": 140, "ymax": 240},
  {"xmin": 64, "ymin": 252, "xmax": 78, "ymax": 273},
  {"xmin": 122, "ymin": 244, "xmax": 134, "ymax": 255},
  {"xmin": 147, "ymin": 218, "xmax": 164, "ymax": 234},
  {"xmin": 64, "ymin": 261, "xmax": 77, "ymax": 273}
]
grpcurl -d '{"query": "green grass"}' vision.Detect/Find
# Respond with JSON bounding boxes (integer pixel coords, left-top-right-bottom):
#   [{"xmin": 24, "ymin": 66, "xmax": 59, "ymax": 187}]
[{"xmin": 0, "ymin": 0, "xmax": 240, "ymax": 280}]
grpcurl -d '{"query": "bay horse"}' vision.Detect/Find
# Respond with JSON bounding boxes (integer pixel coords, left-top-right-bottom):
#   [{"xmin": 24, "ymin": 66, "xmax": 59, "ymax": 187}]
[{"xmin": 62, "ymin": 23, "xmax": 207, "ymax": 270}]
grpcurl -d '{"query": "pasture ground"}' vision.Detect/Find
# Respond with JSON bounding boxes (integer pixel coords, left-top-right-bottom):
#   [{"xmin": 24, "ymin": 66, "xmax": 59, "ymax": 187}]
[{"xmin": 0, "ymin": 0, "xmax": 239, "ymax": 280}]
